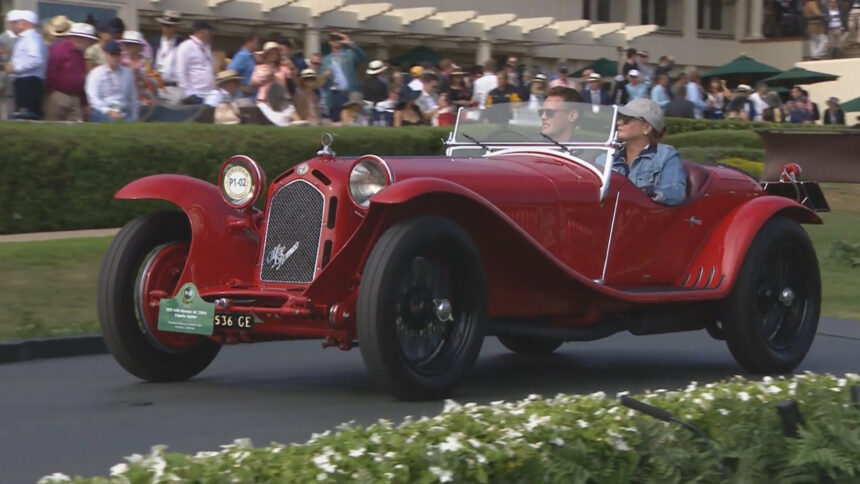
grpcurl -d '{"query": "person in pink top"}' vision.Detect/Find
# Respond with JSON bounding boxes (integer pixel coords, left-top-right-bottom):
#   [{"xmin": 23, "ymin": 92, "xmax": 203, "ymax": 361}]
[
  {"xmin": 548, "ymin": 64, "xmax": 577, "ymax": 89},
  {"xmin": 250, "ymin": 41, "xmax": 292, "ymax": 108}
]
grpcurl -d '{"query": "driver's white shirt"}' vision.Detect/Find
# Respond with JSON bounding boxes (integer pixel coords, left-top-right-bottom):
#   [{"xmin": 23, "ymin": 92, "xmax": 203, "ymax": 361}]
[{"xmin": 472, "ymin": 73, "xmax": 498, "ymax": 109}]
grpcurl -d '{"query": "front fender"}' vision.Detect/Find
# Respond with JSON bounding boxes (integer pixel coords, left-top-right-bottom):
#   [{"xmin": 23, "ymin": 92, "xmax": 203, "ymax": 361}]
[
  {"xmin": 116, "ymin": 175, "xmax": 260, "ymax": 292},
  {"xmin": 682, "ymin": 195, "xmax": 821, "ymax": 293}
]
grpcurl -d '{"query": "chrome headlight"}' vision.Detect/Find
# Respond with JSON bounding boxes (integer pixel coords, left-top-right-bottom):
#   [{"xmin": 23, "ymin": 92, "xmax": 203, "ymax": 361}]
[
  {"xmin": 349, "ymin": 157, "xmax": 391, "ymax": 207},
  {"xmin": 219, "ymin": 155, "xmax": 265, "ymax": 209}
]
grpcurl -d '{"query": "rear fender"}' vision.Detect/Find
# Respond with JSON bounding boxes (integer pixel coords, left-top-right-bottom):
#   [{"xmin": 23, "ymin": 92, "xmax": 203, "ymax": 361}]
[
  {"xmin": 115, "ymin": 175, "xmax": 260, "ymax": 292},
  {"xmin": 681, "ymin": 196, "xmax": 821, "ymax": 293},
  {"xmin": 305, "ymin": 178, "xmax": 615, "ymax": 317}
]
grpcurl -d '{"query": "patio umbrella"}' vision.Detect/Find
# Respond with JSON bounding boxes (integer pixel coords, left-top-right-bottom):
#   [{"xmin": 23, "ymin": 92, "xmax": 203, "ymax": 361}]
[
  {"xmin": 762, "ymin": 66, "xmax": 839, "ymax": 87},
  {"xmin": 387, "ymin": 46, "xmax": 442, "ymax": 67},
  {"xmin": 701, "ymin": 54, "xmax": 782, "ymax": 84},
  {"xmin": 571, "ymin": 57, "xmax": 618, "ymax": 77},
  {"xmin": 841, "ymin": 96, "xmax": 860, "ymax": 112}
]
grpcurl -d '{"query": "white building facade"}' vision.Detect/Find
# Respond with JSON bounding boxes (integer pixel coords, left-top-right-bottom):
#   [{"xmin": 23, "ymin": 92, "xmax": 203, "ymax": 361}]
[{"xmin": 3, "ymin": 0, "xmax": 796, "ymax": 72}]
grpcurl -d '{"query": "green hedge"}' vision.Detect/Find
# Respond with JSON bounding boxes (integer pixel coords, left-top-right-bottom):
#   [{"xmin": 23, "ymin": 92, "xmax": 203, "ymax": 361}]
[
  {"xmin": 664, "ymin": 117, "xmax": 843, "ymax": 135},
  {"xmin": 678, "ymin": 146, "xmax": 765, "ymax": 164},
  {"xmin": 664, "ymin": 129, "xmax": 763, "ymax": 149},
  {"xmin": 47, "ymin": 373, "xmax": 860, "ymax": 483},
  {"xmin": 0, "ymin": 118, "xmax": 790, "ymax": 234},
  {"xmin": 0, "ymin": 124, "xmax": 448, "ymax": 234},
  {"xmin": 715, "ymin": 158, "xmax": 765, "ymax": 179}
]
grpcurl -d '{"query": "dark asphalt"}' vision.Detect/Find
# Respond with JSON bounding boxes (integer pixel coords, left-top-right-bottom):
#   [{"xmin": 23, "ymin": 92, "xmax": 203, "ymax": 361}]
[{"xmin": 2, "ymin": 318, "xmax": 858, "ymax": 483}]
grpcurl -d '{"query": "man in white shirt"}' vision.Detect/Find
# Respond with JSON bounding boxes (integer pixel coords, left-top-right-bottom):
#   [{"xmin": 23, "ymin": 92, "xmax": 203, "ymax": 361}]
[
  {"xmin": 415, "ymin": 73, "xmax": 439, "ymax": 122},
  {"xmin": 152, "ymin": 10, "xmax": 184, "ymax": 104},
  {"xmin": 748, "ymin": 82, "xmax": 769, "ymax": 122},
  {"xmin": 85, "ymin": 40, "xmax": 138, "ymax": 121},
  {"xmin": 5, "ymin": 10, "xmax": 46, "ymax": 119},
  {"xmin": 471, "ymin": 58, "xmax": 498, "ymax": 109},
  {"xmin": 176, "ymin": 20, "xmax": 215, "ymax": 104},
  {"xmin": 0, "ymin": 10, "xmax": 19, "ymax": 119}
]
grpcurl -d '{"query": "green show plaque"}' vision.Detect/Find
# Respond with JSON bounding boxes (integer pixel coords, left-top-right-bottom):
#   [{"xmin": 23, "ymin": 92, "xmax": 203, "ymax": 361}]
[{"xmin": 157, "ymin": 283, "xmax": 215, "ymax": 336}]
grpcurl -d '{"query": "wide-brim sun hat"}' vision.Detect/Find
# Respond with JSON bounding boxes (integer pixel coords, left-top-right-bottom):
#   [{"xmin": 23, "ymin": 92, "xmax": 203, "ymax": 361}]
[
  {"xmin": 533, "ymin": 73, "xmax": 547, "ymax": 82},
  {"xmin": 366, "ymin": 60, "xmax": 387, "ymax": 75},
  {"xmin": 61, "ymin": 22, "xmax": 98, "ymax": 41},
  {"xmin": 300, "ymin": 68, "xmax": 317, "ymax": 79},
  {"xmin": 587, "ymin": 72, "xmax": 602, "ymax": 81},
  {"xmin": 216, "ymin": 69, "xmax": 243, "ymax": 85},
  {"xmin": 261, "ymin": 41, "xmax": 282, "ymax": 53},
  {"xmin": 47, "ymin": 15, "xmax": 71, "ymax": 37},
  {"xmin": 617, "ymin": 98, "xmax": 665, "ymax": 133},
  {"xmin": 119, "ymin": 30, "xmax": 146, "ymax": 45},
  {"xmin": 157, "ymin": 10, "xmax": 181, "ymax": 25},
  {"xmin": 343, "ymin": 91, "xmax": 364, "ymax": 108}
]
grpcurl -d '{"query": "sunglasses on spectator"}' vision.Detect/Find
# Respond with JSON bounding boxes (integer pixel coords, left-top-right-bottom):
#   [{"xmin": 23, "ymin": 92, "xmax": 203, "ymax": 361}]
[{"xmin": 538, "ymin": 108, "xmax": 569, "ymax": 117}]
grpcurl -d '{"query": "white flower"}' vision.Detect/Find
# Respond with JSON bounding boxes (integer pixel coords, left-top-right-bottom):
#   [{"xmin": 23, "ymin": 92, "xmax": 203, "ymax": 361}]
[
  {"xmin": 477, "ymin": 454, "xmax": 488, "ymax": 464},
  {"xmin": 312, "ymin": 454, "xmax": 337, "ymax": 473},
  {"xmin": 348, "ymin": 447, "xmax": 366, "ymax": 458},
  {"xmin": 316, "ymin": 472, "xmax": 328, "ymax": 481},
  {"xmin": 429, "ymin": 466, "xmax": 454, "ymax": 483},
  {"xmin": 737, "ymin": 391, "xmax": 750, "ymax": 401},
  {"xmin": 718, "ymin": 408, "xmax": 731, "ymax": 416},
  {"xmin": 194, "ymin": 451, "xmax": 220, "ymax": 459},
  {"xmin": 762, "ymin": 376, "xmax": 773, "ymax": 383},
  {"xmin": 607, "ymin": 431, "xmax": 631, "ymax": 451},
  {"xmin": 524, "ymin": 413, "xmax": 552, "ymax": 431},
  {"xmin": 271, "ymin": 446, "xmax": 283, "ymax": 454},
  {"xmin": 551, "ymin": 437, "xmax": 565, "ymax": 446},
  {"xmin": 442, "ymin": 400, "xmax": 462, "ymax": 413},
  {"xmin": 616, "ymin": 391, "xmax": 630, "ymax": 397},
  {"xmin": 837, "ymin": 378, "xmax": 847, "ymax": 387},
  {"xmin": 370, "ymin": 433, "xmax": 382, "ymax": 445},
  {"xmin": 576, "ymin": 419, "xmax": 590, "ymax": 429},
  {"xmin": 468, "ymin": 439, "xmax": 483, "ymax": 449},
  {"xmin": 384, "ymin": 451, "xmax": 397, "ymax": 459},
  {"xmin": 764, "ymin": 385, "xmax": 782, "ymax": 394},
  {"xmin": 701, "ymin": 392, "xmax": 714, "ymax": 401},
  {"xmin": 607, "ymin": 406, "xmax": 619, "ymax": 415},
  {"xmin": 110, "ymin": 463, "xmax": 129, "ymax": 476},
  {"xmin": 232, "ymin": 438, "xmax": 253, "ymax": 449},
  {"xmin": 439, "ymin": 435, "xmax": 463, "ymax": 453},
  {"xmin": 509, "ymin": 408, "xmax": 526, "ymax": 416},
  {"xmin": 38, "ymin": 473, "xmax": 71, "ymax": 483}
]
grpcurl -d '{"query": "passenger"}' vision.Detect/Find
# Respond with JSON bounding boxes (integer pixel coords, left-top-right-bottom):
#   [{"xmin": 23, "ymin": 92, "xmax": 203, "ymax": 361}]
[
  {"xmin": 611, "ymin": 98, "xmax": 686, "ymax": 205},
  {"xmin": 538, "ymin": 86, "xmax": 581, "ymax": 142}
]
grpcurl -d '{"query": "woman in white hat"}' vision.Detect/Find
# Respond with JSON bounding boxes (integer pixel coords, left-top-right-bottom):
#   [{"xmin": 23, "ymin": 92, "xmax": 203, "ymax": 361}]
[
  {"xmin": 250, "ymin": 41, "xmax": 292, "ymax": 108},
  {"xmin": 611, "ymin": 98, "xmax": 686, "ymax": 205},
  {"xmin": 293, "ymin": 68, "xmax": 321, "ymax": 125}
]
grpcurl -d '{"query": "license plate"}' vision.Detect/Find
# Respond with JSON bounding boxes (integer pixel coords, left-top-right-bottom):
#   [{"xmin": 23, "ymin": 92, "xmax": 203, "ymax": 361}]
[{"xmin": 214, "ymin": 313, "xmax": 255, "ymax": 330}]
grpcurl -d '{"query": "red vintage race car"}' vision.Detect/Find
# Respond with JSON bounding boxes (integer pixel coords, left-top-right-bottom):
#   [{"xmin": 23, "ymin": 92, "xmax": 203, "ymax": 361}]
[{"xmin": 99, "ymin": 103, "xmax": 829, "ymax": 401}]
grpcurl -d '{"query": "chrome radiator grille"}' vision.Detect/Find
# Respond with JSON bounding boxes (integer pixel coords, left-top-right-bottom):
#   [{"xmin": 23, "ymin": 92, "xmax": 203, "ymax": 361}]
[{"xmin": 260, "ymin": 180, "xmax": 324, "ymax": 283}]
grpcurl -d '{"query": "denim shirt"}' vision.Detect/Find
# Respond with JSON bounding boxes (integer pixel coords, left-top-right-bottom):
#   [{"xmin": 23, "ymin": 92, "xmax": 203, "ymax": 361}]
[{"xmin": 611, "ymin": 143, "xmax": 687, "ymax": 206}]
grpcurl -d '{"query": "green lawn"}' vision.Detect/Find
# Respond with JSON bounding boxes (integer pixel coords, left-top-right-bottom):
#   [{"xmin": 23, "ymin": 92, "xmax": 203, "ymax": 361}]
[{"xmin": 1, "ymin": 186, "xmax": 858, "ymax": 340}]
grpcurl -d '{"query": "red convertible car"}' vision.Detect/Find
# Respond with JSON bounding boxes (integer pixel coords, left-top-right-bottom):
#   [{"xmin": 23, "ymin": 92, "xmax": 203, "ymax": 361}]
[{"xmin": 99, "ymin": 103, "xmax": 828, "ymax": 400}]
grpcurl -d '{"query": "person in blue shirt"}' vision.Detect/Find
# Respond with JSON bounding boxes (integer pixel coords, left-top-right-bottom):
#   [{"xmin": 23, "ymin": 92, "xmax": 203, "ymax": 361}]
[
  {"xmin": 649, "ymin": 73, "xmax": 671, "ymax": 110},
  {"xmin": 227, "ymin": 32, "xmax": 260, "ymax": 100},
  {"xmin": 624, "ymin": 69, "xmax": 649, "ymax": 100},
  {"xmin": 319, "ymin": 31, "xmax": 368, "ymax": 120},
  {"xmin": 611, "ymin": 98, "xmax": 687, "ymax": 206}
]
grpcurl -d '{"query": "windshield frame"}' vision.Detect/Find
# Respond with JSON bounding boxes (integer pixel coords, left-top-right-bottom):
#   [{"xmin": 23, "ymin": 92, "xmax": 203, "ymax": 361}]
[{"xmin": 444, "ymin": 104, "xmax": 621, "ymax": 203}]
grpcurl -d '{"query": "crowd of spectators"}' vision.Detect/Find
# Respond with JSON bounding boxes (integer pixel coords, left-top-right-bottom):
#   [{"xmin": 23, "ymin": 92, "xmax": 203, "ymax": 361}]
[
  {"xmin": 0, "ymin": 8, "xmax": 856, "ymax": 127},
  {"xmin": 765, "ymin": 0, "xmax": 860, "ymax": 59}
]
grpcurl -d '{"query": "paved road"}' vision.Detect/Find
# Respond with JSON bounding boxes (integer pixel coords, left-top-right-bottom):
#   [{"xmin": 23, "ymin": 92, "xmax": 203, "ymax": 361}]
[{"xmin": 2, "ymin": 318, "xmax": 858, "ymax": 483}]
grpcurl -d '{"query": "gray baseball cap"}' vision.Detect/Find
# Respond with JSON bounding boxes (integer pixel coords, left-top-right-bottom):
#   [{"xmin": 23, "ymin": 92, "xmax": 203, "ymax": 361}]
[{"xmin": 617, "ymin": 98, "xmax": 665, "ymax": 132}]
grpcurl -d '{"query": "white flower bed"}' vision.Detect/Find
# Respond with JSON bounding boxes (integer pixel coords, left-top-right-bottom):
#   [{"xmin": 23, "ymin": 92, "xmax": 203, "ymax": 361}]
[{"xmin": 45, "ymin": 373, "xmax": 860, "ymax": 483}]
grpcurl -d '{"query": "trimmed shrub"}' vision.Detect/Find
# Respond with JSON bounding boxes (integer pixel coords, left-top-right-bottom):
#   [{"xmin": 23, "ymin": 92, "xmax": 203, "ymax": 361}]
[
  {"xmin": 0, "ymin": 124, "xmax": 449, "ymax": 234},
  {"xmin": 714, "ymin": 158, "xmax": 765, "ymax": 180},
  {"xmin": 678, "ymin": 146, "xmax": 765, "ymax": 164},
  {"xmin": 48, "ymin": 373, "xmax": 860, "ymax": 483},
  {"xmin": 664, "ymin": 129, "xmax": 763, "ymax": 149},
  {"xmin": 664, "ymin": 118, "xmax": 843, "ymax": 135}
]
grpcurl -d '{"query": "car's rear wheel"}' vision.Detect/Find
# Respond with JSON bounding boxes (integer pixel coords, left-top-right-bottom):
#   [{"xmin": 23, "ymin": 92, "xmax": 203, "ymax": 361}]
[
  {"xmin": 721, "ymin": 216, "xmax": 820, "ymax": 374},
  {"xmin": 497, "ymin": 334, "xmax": 563, "ymax": 355},
  {"xmin": 98, "ymin": 211, "xmax": 220, "ymax": 382},
  {"xmin": 357, "ymin": 217, "xmax": 487, "ymax": 401}
]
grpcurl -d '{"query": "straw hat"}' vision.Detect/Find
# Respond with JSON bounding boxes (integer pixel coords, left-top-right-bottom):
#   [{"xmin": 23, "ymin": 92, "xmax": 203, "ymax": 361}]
[
  {"xmin": 300, "ymin": 68, "xmax": 317, "ymax": 79},
  {"xmin": 587, "ymin": 72, "xmax": 602, "ymax": 81},
  {"xmin": 61, "ymin": 23, "xmax": 98, "ymax": 41},
  {"xmin": 157, "ymin": 10, "xmax": 182, "ymax": 25},
  {"xmin": 343, "ymin": 91, "xmax": 364, "ymax": 109},
  {"xmin": 47, "ymin": 15, "xmax": 71, "ymax": 36},
  {"xmin": 366, "ymin": 60, "xmax": 387, "ymax": 75},
  {"xmin": 262, "ymin": 41, "xmax": 282, "ymax": 53},
  {"xmin": 533, "ymin": 73, "xmax": 547, "ymax": 82},
  {"xmin": 119, "ymin": 30, "xmax": 146, "ymax": 45},
  {"xmin": 216, "ymin": 69, "xmax": 243, "ymax": 85}
]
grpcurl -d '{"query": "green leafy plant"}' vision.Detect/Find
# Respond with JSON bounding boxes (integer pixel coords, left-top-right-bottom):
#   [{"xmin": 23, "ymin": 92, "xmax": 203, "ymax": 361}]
[
  {"xmin": 828, "ymin": 240, "xmax": 860, "ymax": 268},
  {"xmin": 713, "ymin": 158, "xmax": 764, "ymax": 179},
  {"xmin": 42, "ymin": 373, "xmax": 860, "ymax": 484}
]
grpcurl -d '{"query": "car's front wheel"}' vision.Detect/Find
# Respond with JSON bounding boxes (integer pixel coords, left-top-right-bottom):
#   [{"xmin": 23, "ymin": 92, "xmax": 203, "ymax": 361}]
[
  {"xmin": 98, "ymin": 211, "xmax": 220, "ymax": 382},
  {"xmin": 357, "ymin": 217, "xmax": 487, "ymax": 401},
  {"xmin": 721, "ymin": 216, "xmax": 820, "ymax": 374}
]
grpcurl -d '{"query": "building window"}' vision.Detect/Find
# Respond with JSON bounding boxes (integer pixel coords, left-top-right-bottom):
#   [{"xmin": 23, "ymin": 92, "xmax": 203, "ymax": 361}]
[
  {"xmin": 583, "ymin": 0, "xmax": 611, "ymax": 22},
  {"xmin": 641, "ymin": 0, "xmax": 669, "ymax": 26},
  {"xmin": 697, "ymin": 0, "xmax": 728, "ymax": 32},
  {"xmin": 37, "ymin": 2, "xmax": 117, "ymax": 25}
]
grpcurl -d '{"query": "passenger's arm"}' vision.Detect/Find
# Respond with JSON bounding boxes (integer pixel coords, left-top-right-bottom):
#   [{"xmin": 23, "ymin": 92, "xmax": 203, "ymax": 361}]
[{"xmin": 653, "ymin": 148, "xmax": 687, "ymax": 206}]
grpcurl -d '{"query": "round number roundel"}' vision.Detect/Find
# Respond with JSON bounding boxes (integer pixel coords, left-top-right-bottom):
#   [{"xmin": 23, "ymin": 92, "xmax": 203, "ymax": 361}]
[{"xmin": 223, "ymin": 164, "xmax": 253, "ymax": 203}]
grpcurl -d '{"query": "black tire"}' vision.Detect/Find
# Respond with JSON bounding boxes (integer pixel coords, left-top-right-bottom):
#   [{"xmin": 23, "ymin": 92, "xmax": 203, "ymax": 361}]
[
  {"xmin": 98, "ymin": 211, "xmax": 220, "ymax": 382},
  {"xmin": 357, "ymin": 217, "xmax": 487, "ymax": 401},
  {"xmin": 497, "ymin": 334, "xmax": 563, "ymax": 355},
  {"xmin": 721, "ymin": 216, "xmax": 820, "ymax": 374}
]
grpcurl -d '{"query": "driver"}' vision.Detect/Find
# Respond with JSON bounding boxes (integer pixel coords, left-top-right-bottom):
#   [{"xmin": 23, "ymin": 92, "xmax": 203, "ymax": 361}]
[
  {"xmin": 539, "ymin": 86, "xmax": 581, "ymax": 142},
  {"xmin": 611, "ymin": 98, "xmax": 686, "ymax": 205}
]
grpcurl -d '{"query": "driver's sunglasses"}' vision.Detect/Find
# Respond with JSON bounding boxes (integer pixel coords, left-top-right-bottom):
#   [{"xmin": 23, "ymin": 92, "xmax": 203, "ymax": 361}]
[
  {"xmin": 538, "ymin": 108, "xmax": 568, "ymax": 117},
  {"xmin": 617, "ymin": 114, "xmax": 643, "ymax": 125}
]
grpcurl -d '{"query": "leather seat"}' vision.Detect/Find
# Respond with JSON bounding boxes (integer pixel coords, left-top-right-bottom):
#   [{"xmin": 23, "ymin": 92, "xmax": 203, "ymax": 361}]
[{"xmin": 683, "ymin": 162, "xmax": 711, "ymax": 201}]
